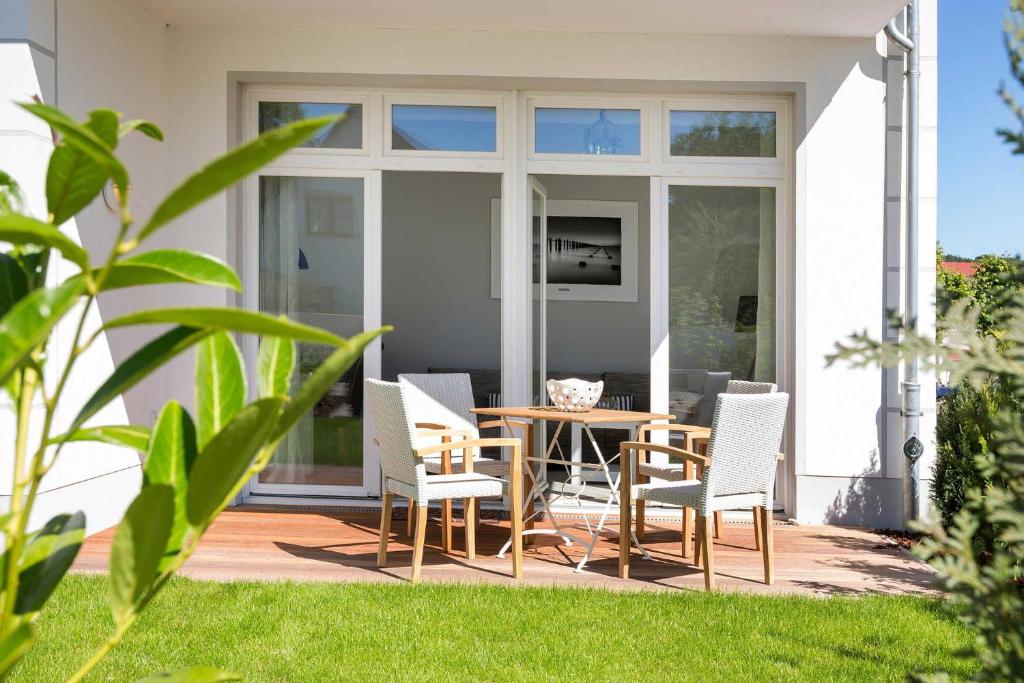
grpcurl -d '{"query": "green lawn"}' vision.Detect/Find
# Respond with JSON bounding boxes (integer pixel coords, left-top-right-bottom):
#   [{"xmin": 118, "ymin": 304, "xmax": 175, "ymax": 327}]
[{"xmin": 18, "ymin": 574, "xmax": 974, "ymax": 682}]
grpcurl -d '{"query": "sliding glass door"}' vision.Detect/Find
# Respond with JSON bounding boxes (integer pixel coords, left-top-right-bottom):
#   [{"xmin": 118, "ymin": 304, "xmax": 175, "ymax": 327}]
[
  {"xmin": 249, "ymin": 170, "xmax": 379, "ymax": 496},
  {"xmin": 655, "ymin": 180, "xmax": 782, "ymax": 501},
  {"xmin": 662, "ymin": 180, "xmax": 778, "ymax": 427}
]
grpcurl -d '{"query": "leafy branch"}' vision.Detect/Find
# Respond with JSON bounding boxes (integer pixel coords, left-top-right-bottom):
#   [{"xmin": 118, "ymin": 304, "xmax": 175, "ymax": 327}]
[{"xmin": 0, "ymin": 104, "xmax": 389, "ymax": 681}]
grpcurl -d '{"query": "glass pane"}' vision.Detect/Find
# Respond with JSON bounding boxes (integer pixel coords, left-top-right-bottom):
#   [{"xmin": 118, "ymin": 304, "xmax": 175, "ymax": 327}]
[
  {"xmin": 669, "ymin": 111, "xmax": 776, "ymax": 157},
  {"xmin": 391, "ymin": 104, "xmax": 497, "ymax": 152},
  {"xmin": 381, "ymin": 170, "xmax": 501, "ymax": 395},
  {"xmin": 668, "ymin": 185, "xmax": 775, "ymax": 427},
  {"xmin": 532, "ymin": 186, "xmax": 546, "ymax": 407},
  {"xmin": 259, "ymin": 176, "xmax": 365, "ymax": 487},
  {"xmin": 258, "ymin": 102, "xmax": 363, "ymax": 149},
  {"xmin": 535, "ymin": 108, "xmax": 641, "ymax": 155}
]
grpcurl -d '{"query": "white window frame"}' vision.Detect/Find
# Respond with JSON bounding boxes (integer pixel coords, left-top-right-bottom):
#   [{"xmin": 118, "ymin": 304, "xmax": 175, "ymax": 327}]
[
  {"xmin": 528, "ymin": 95, "xmax": 650, "ymax": 163},
  {"xmin": 241, "ymin": 166, "xmax": 382, "ymax": 499},
  {"xmin": 245, "ymin": 86, "xmax": 372, "ymax": 157},
  {"xmin": 651, "ymin": 175, "xmax": 791, "ymax": 510},
  {"xmin": 661, "ymin": 96, "xmax": 788, "ymax": 167},
  {"xmin": 384, "ymin": 92, "xmax": 504, "ymax": 159},
  {"xmin": 238, "ymin": 85, "xmax": 792, "ymax": 512}
]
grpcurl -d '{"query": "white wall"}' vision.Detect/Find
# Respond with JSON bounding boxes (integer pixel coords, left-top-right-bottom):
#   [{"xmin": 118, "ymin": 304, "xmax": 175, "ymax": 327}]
[
  {"xmin": 4, "ymin": 3, "xmax": 938, "ymax": 528},
  {"xmin": 0, "ymin": 0, "xmax": 172, "ymax": 534}
]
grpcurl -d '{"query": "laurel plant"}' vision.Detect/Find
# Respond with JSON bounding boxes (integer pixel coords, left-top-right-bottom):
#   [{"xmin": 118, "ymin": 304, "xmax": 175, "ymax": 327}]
[{"xmin": 0, "ymin": 103, "xmax": 387, "ymax": 682}]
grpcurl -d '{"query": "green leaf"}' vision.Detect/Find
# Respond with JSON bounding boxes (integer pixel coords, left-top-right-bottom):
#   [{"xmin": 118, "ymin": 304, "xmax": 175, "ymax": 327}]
[
  {"xmin": 45, "ymin": 109, "xmax": 120, "ymax": 225},
  {"xmin": 139, "ymin": 115, "xmax": 339, "ymax": 240},
  {"xmin": 258, "ymin": 336, "xmax": 295, "ymax": 398},
  {"xmin": 0, "ymin": 214, "xmax": 88, "ymax": 268},
  {"xmin": 98, "ymin": 250, "xmax": 240, "ymax": 292},
  {"xmin": 119, "ymin": 119, "xmax": 164, "ymax": 141},
  {"xmin": 195, "ymin": 332, "xmax": 246, "ymax": 449},
  {"xmin": 0, "ymin": 170, "xmax": 26, "ymax": 215},
  {"xmin": 0, "ymin": 622, "xmax": 33, "ymax": 675},
  {"xmin": 19, "ymin": 102, "xmax": 128, "ymax": 194},
  {"xmin": 104, "ymin": 308, "xmax": 348, "ymax": 347},
  {"xmin": 53, "ymin": 425, "xmax": 151, "ymax": 451},
  {"xmin": 72, "ymin": 326, "xmax": 212, "ymax": 435},
  {"xmin": 15, "ymin": 511, "xmax": 86, "ymax": 614},
  {"xmin": 109, "ymin": 484, "xmax": 174, "ymax": 626},
  {"xmin": 186, "ymin": 397, "xmax": 284, "ymax": 528},
  {"xmin": 144, "ymin": 402, "xmax": 198, "ymax": 572},
  {"xmin": 269, "ymin": 327, "xmax": 389, "ymax": 445},
  {"xmin": 135, "ymin": 667, "xmax": 241, "ymax": 683},
  {"xmin": 0, "ymin": 277, "xmax": 86, "ymax": 388},
  {"xmin": 0, "ymin": 253, "xmax": 30, "ymax": 320}
]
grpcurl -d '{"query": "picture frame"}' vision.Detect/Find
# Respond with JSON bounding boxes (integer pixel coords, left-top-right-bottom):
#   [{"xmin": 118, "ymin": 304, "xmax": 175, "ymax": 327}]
[{"xmin": 490, "ymin": 198, "xmax": 639, "ymax": 302}]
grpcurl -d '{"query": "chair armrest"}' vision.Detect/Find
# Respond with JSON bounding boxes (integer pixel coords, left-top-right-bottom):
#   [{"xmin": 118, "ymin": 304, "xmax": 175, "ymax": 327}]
[
  {"xmin": 637, "ymin": 423, "xmax": 710, "ymax": 439},
  {"xmin": 415, "ymin": 437, "xmax": 522, "ymax": 458},
  {"xmin": 415, "ymin": 422, "xmax": 449, "ymax": 430},
  {"xmin": 415, "ymin": 428, "xmax": 474, "ymax": 440},
  {"xmin": 478, "ymin": 419, "xmax": 531, "ymax": 432},
  {"xmin": 620, "ymin": 441, "xmax": 710, "ymax": 467}
]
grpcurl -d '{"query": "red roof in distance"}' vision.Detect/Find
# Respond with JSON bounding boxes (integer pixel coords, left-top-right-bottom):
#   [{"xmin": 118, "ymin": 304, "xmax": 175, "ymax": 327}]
[{"xmin": 941, "ymin": 261, "xmax": 977, "ymax": 277}]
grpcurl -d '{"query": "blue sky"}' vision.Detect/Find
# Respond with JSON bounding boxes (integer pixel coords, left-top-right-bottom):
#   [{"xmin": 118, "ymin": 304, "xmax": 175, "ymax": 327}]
[{"xmin": 939, "ymin": 0, "xmax": 1024, "ymax": 258}]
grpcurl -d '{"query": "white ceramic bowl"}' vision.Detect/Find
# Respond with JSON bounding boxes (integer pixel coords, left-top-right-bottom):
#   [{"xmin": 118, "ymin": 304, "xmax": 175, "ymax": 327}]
[{"xmin": 546, "ymin": 378, "xmax": 604, "ymax": 412}]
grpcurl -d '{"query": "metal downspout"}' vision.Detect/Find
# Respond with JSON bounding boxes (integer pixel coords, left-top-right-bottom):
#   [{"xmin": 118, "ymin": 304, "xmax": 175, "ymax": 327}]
[{"xmin": 885, "ymin": 3, "xmax": 923, "ymax": 527}]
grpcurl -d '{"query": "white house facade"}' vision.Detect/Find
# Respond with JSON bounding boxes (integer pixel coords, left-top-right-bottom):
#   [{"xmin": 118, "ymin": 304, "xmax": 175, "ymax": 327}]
[{"xmin": 0, "ymin": 0, "xmax": 937, "ymax": 533}]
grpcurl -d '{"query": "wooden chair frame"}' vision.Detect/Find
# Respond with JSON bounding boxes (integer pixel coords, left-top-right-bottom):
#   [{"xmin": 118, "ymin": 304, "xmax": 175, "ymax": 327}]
[
  {"xmin": 618, "ymin": 441, "xmax": 775, "ymax": 591},
  {"xmin": 407, "ymin": 421, "xmax": 533, "ymax": 546},
  {"xmin": 378, "ymin": 436, "xmax": 524, "ymax": 583}
]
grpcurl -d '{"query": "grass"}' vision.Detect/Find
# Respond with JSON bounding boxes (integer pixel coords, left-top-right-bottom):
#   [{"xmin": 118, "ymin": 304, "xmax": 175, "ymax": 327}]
[{"xmin": 18, "ymin": 574, "xmax": 974, "ymax": 682}]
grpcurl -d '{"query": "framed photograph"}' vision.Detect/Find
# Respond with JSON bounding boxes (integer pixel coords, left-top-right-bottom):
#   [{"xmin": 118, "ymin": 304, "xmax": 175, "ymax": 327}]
[{"xmin": 490, "ymin": 198, "xmax": 639, "ymax": 302}]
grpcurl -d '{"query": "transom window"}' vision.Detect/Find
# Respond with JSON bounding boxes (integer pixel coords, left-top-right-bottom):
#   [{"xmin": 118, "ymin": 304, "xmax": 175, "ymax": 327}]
[
  {"xmin": 533, "ymin": 107, "xmax": 642, "ymax": 156},
  {"xmin": 390, "ymin": 104, "xmax": 498, "ymax": 153},
  {"xmin": 258, "ymin": 101, "xmax": 364, "ymax": 149},
  {"xmin": 669, "ymin": 110, "xmax": 777, "ymax": 158}
]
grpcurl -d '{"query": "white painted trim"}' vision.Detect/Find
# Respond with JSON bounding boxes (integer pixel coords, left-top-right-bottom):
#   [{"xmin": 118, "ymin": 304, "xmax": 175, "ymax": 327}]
[{"xmin": 238, "ymin": 84, "xmax": 793, "ymax": 506}]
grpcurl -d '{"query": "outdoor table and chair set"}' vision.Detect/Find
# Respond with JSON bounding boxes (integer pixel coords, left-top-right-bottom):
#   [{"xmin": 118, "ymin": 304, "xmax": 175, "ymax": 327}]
[{"xmin": 366, "ymin": 372, "xmax": 789, "ymax": 590}]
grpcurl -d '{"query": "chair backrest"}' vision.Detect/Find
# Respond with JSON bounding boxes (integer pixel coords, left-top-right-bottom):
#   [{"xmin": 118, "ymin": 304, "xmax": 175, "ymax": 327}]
[
  {"xmin": 726, "ymin": 380, "xmax": 778, "ymax": 394},
  {"xmin": 696, "ymin": 371, "xmax": 733, "ymax": 426},
  {"xmin": 365, "ymin": 379, "xmax": 425, "ymax": 488},
  {"xmin": 398, "ymin": 373, "xmax": 479, "ymax": 437},
  {"xmin": 700, "ymin": 392, "xmax": 789, "ymax": 514}
]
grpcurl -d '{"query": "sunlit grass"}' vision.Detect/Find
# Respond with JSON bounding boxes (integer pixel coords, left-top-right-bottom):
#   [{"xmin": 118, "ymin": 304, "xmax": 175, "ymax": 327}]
[{"xmin": 19, "ymin": 574, "xmax": 974, "ymax": 681}]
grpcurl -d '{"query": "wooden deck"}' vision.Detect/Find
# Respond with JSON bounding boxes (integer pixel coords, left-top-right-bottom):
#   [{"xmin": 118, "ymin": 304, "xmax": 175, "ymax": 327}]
[{"xmin": 73, "ymin": 507, "xmax": 937, "ymax": 596}]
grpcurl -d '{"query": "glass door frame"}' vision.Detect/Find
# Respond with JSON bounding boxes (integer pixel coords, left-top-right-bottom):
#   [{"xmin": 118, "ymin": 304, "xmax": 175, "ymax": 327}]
[
  {"xmin": 530, "ymin": 176, "xmax": 548, "ymax": 405},
  {"xmin": 241, "ymin": 167, "xmax": 382, "ymax": 498},
  {"xmin": 653, "ymin": 175, "xmax": 790, "ymax": 506}
]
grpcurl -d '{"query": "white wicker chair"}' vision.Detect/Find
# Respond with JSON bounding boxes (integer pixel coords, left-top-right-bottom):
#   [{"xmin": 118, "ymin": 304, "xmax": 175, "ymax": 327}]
[
  {"xmin": 366, "ymin": 379, "xmax": 523, "ymax": 583},
  {"xmin": 619, "ymin": 391, "xmax": 789, "ymax": 590},
  {"xmin": 635, "ymin": 380, "xmax": 778, "ymax": 554},
  {"xmin": 397, "ymin": 373, "xmax": 533, "ymax": 549}
]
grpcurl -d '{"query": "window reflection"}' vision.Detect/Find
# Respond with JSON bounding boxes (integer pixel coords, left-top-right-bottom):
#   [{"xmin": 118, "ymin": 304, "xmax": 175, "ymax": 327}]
[{"xmin": 669, "ymin": 111, "xmax": 776, "ymax": 157}]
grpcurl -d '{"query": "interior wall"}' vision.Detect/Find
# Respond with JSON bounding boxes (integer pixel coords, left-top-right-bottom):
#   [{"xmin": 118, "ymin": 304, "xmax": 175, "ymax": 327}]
[
  {"xmin": 382, "ymin": 172, "xmax": 502, "ymax": 379},
  {"xmin": 380, "ymin": 172, "xmax": 648, "ymax": 381},
  {"xmin": 538, "ymin": 175, "xmax": 650, "ymax": 375}
]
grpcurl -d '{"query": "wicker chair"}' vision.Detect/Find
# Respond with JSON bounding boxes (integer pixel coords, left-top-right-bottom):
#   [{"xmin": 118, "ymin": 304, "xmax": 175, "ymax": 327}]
[
  {"xmin": 635, "ymin": 380, "xmax": 778, "ymax": 555},
  {"xmin": 365, "ymin": 379, "xmax": 523, "ymax": 583},
  {"xmin": 619, "ymin": 391, "xmax": 789, "ymax": 590},
  {"xmin": 397, "ymin": 373, "xmax": 532, "ymax": 550}
]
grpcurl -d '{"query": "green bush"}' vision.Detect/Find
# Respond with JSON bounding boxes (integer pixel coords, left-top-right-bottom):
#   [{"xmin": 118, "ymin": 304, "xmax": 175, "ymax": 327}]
[{"xmin": 933, "ymin": 384, "xmax": 993, "ymax": 528}]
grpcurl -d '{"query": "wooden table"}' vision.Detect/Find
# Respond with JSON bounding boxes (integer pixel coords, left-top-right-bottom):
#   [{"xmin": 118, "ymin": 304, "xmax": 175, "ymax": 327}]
[{"xmin": 472, "ymin": 406, "xmax": 674, "ymax": 572}]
